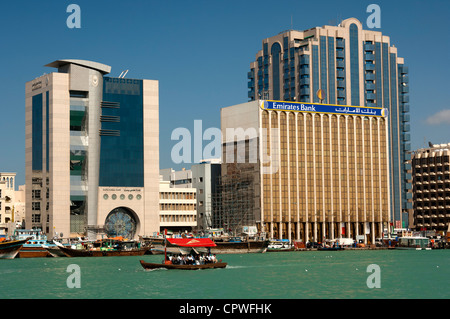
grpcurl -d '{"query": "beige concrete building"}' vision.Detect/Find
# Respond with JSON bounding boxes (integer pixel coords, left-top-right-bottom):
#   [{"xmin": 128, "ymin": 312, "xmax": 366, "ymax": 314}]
[
  {"xmin": 0, "ymin": 173, "xmax": 25, "ymax": 236},
  {"xmin": 25, "ymin": 59, "xmax": 160, "ymax": 240},
  {"xmin": 221, "ymin": 100, "xmax": 390, "ymax": 244},
  {"xmin": 412, "ymin": 143, "xmax": 450, "ymax": 233},
  {"xmin": 159, "ymin": 179, "xmax": 197, "ymax": 232},
  {"xmin": 0, "ymin": 173, "xmax": 16, "ymax": 235}
]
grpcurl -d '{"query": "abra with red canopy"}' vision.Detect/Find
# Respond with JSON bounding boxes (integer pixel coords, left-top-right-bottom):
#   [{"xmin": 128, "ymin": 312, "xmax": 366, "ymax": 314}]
[{"xmin": 166, "ymin": 238, "xmax": 217, "ymax": 248}]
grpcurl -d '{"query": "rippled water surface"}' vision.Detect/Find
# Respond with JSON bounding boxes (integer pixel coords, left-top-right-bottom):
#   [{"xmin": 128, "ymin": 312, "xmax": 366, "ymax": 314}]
[{"xmin": 1, "ymin": 250, "xmax": 448, "ymax": 299}]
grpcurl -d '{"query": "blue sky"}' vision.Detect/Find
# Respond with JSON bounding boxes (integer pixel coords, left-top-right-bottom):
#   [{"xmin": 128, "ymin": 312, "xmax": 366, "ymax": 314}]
[{"xmin": 1, "ymin": 0, "xmax": 449, "ymax": 187}]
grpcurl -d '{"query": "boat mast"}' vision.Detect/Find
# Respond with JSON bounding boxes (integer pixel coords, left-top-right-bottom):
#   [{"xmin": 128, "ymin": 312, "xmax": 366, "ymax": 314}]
[{"xmin": 164, "ymin": 228, "xmax": 167, "ymax": 263}]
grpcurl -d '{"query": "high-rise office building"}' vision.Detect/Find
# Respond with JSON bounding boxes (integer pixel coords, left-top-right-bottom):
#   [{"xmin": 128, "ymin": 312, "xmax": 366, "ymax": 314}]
[
  {"xmin": 247, "ymin": 18, "xmax": 412, "ymax": 228},
  {"xmin": 25, "ymin": 59, "xmax": 160, "ymax": 240},
  {"xmin": 221, "ymin": 100, "xmax": 390, "ymax": 243}
]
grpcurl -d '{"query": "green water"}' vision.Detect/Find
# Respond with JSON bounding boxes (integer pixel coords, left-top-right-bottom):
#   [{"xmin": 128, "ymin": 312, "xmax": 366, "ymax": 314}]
[{"xmin": 0, "ymin": 250, "xmax": 448, "ymax": 299}]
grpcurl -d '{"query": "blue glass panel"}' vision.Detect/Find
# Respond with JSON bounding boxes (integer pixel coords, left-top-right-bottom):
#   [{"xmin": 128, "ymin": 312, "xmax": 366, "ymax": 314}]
[
  {"xmin": 32, "ymin": 94, "xmax": 43, "ymax": 171},
  {"xmin": 382, "ymin": 43, "xmax": 390, "ymax": 108},
  {"xmin": 320, "ymin": 36, "xmax": 328, "ymax": 103},
  {"xmin": 100, "ymin": 78, "xmax": 144, "ymax": 187},
  {"xmin": 312, "ymin": 45, "xmax": 319, "ymax": 103},
  {"xmin": 349, "ymin": 24, "xmax": 360, "ymax": 106},
  {"xmin": 46, "ymin": 91, "xmax": 49, "ymax": 171},
  {"xmin": 271, "ymin": 43, "xmax": 282, "ymax": 100}
]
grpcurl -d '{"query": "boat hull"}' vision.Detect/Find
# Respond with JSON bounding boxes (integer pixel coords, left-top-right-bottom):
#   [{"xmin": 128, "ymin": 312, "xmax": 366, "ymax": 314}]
[
  {"xmin": 0, "ymin": 239, "xmax": 28, "ymax": 259},
  {"xmin": 140, "ymin": 260, "xmax": 227, "ymax": 270},
  {"xmin": 17, "ymin": 246, "xmax": 51, "ymax": 258},
  {"xmin": 58, "ymin": 245, "xmax": 149, "ymax": 257},
  {"xmin": 210, "ymin": 240, "xmax": 269, "ymax": 254},
  {"xmin": 44, "ymin": 247, "xmax": 67, "ymax": 257}
]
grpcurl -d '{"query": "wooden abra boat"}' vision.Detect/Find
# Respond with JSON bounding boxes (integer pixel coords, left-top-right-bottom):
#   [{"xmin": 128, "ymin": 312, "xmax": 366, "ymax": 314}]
[
  {"xmin": 0, "ymin": 238, "xmax": 29, "ymax": 259},
  {"xmin": 140, "ymin": 237, "xmax": 227, "ymax": 270},
  {"xmin": 139, "ymin": 260, "xmax": 227, "ymax": 270}
]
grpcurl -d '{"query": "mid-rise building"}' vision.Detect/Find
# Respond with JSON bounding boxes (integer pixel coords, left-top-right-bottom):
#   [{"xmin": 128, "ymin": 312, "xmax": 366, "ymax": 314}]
[
  {"xmin": 25, "ymin": 59, "xmax": 160, "ymax": 239},
  {"xmin": 159, "ymin": 179, "xmax": 197, "ymax": 232},
  {"xmin": 411, "ymin": 143, "xmax": 450, "ymax": 234},
  {"xmin": 247, "ymin": 17, "xmax": 411, "ymax": 229},
  {"xmin": 160, "ymin": 160, "xmax": 221, "ymax": 230},
  {"xmin": 221, "ymin": 100, "xmax": 390, "ymax": 244}
]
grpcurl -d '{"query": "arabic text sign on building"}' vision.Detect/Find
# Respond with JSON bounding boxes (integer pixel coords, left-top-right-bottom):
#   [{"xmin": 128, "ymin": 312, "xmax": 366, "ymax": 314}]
[{"xmin": 262, "ymin": 100, "xmax": 385, "ymax": 117}]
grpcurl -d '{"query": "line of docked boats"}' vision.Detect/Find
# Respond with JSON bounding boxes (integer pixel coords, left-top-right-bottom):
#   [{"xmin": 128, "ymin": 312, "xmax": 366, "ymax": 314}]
[
  {"xmin": 0, "ymin": 229, "xmax": 152, "ymax": 259},
  {"xmin": 2, "ymin": 228, "xmax": 444, "ymax": 261},
  {"xmin": 0, "ymin": 229, "xmax": 271, "ymax": 260}
]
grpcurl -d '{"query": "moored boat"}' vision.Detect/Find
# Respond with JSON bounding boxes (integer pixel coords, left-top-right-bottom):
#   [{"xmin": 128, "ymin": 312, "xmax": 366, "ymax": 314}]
[
  {"xmin": 13, "ymin": 229, "xmax": 53, "ymax": 258},
  {"xmin": 43, "ymin": 243, "xmax": 67, "ymax": 257},
  {"xmin": 211, "ymin": 238, "xmax": 269, "ymax": 254},
  {"xmin": 267, "ymin": 239, "xmax": 295, "ymax": 252},
  {"xmin": 0, "ymin": 238, "xmax": 29, "ymax": 259},
  {"xmin": 396, "ymin": 236, "xmax": 431, "ymax": 250},
  {"xmin": 56, "ymin": 238, "xmax": 149, "ymax": 257}
]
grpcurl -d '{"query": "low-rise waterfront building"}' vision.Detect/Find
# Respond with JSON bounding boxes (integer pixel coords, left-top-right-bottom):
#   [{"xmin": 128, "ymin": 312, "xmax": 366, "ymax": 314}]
[
  {"xmin": 0, "ymin": 173, "xmax": 26, "ymax": 236},
  {"xmin": 0, "ymin": 173, "xmax": 16, "ymax": 235}
]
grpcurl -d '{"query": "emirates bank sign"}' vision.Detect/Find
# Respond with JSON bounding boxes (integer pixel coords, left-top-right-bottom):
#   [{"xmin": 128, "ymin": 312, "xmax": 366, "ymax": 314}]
[{"xmin": 261, "ymin": 100, "xmax": 385, "ymax": 117}]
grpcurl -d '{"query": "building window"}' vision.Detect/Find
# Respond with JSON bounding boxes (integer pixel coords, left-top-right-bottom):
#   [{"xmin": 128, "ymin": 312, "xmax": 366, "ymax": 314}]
[
  {"xmin": 32, "ymin": 189, "xmax": 41, "ymax": 199},
  {"xmin": 32, "ymin": 214, "xmax": 41, "ymax": 223},
  {"xmin": 32, "ymin": 202, "xmax": 41, "ymax": 211}
]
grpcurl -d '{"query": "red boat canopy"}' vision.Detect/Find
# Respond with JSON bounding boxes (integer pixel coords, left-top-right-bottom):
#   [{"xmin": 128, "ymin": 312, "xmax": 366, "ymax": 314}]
[{"xmin": 167, "ymin": 238, "xmax": 217, "ymax": 247}]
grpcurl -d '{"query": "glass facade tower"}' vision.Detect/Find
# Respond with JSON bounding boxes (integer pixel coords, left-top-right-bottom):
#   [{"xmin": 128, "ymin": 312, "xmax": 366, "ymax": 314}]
[
  {"xmin": 26, "ymin": 59, "xmax": 160, "ymax": 239},
  {"xmin": 247, "ymin": 18, "xmax": 412, "ymax": 228}
]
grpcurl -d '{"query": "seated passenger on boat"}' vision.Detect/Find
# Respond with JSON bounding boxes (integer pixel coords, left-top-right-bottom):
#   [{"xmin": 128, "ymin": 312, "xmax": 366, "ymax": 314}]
[{"xmin": 165, "ymin": 253, "xmax": 217, "ymax": 265}]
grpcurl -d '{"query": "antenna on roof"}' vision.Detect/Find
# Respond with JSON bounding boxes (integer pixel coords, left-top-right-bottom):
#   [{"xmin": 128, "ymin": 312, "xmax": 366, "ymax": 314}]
[{"xmin": 118, "ymin": 70, "xmax": 129, "ymax": 78}]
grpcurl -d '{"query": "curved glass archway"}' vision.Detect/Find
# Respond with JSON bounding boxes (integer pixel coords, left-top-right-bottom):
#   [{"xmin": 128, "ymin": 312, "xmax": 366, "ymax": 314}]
[{"xmin": 104, "ymin": 207, "xmax": 138, "ymax": 239}]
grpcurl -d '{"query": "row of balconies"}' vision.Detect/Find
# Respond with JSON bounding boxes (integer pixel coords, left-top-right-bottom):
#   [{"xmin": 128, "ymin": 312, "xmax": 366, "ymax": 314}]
[
  {"xmin": 416, "ymin": 223, "xmax": 447, "ymax": 228},
  {"xmin": 416, "ymin": 171, "xmax": 450, "ymax": 176},
  {"xmin": 416, "ymin": 212, "xmax": 450, "ymax": 219},
  {"xmin": 414, "ymin": 180, "xmax": 450, "ymax": 186},
  {"xmin": 414, "ymin": 192, "xmax": 450, "ymax": 199},
  {"xmin": 415, "ymin": 204, "xmax": 450, "ymax": 210},
  {"xmin": 415, "ymin": 181, "xmax": 450, "ymax": 186},
  {"xmin": 415, "ymin": 163, "xmax": 450, "ymax": 168},
  {"xmin": 414, "ymin": 196, "xmax": 450, "ymax": 202}
]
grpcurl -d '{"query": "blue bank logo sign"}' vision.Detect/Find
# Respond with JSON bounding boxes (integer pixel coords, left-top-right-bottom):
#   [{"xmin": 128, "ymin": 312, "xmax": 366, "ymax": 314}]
[{"xmin": 261, "ymin": 100, "xmax": 385, "ymax": 117}]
